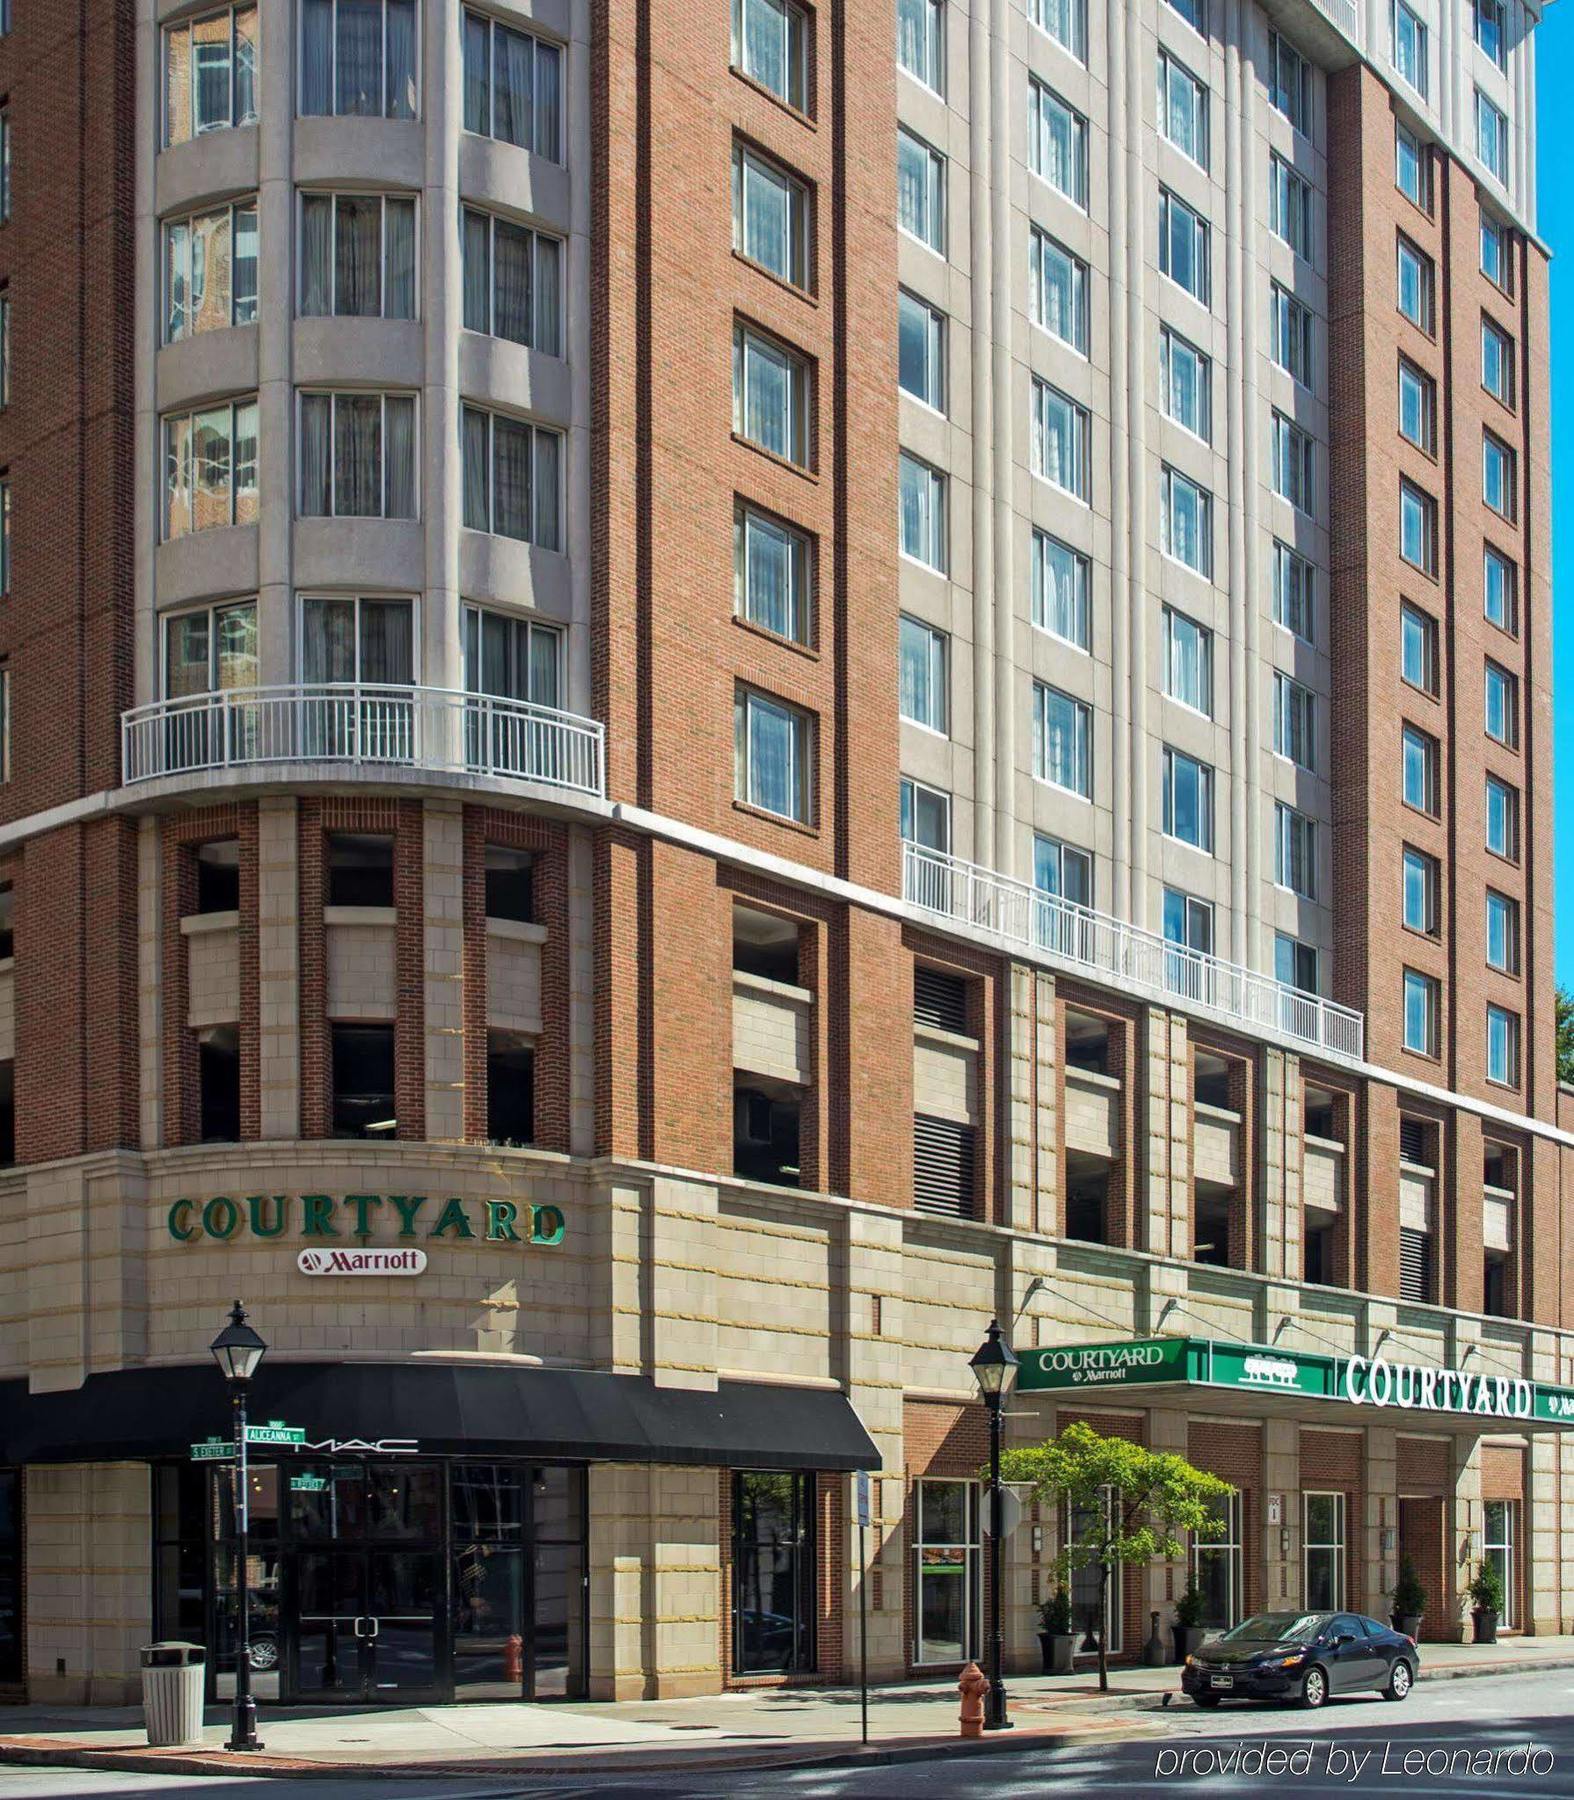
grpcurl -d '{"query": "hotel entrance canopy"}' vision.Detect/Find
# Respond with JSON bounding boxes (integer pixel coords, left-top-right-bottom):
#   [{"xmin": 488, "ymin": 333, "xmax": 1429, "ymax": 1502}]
[{"xmin": 1016, "ymin": 1337, "xmax": 1574, "ymax": 1435}]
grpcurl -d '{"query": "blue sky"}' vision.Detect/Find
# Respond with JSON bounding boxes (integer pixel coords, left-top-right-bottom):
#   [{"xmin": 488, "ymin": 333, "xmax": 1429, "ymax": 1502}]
[{"xmin": 1541, "ymin": 10, "xmax": 1574, "ymax": 988}]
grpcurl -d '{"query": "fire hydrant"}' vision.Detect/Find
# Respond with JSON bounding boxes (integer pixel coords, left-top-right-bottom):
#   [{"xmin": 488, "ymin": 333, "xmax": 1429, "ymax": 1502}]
[
  {"xmin": 958, "ymin": 1660, "xmax": 990, "ymax": 1738},
  {"xmin": 503, "ymin": 1633, "xmax": 524, "ymax": 1684}
]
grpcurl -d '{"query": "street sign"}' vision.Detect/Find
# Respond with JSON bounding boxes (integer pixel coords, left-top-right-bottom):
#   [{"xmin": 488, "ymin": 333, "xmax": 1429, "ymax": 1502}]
[
  {"xmin": 189, "ymin": 1438, "xmax": 234, "ymax": 1462},
  {"xmin": 245, "ymin": 1420, "xmax": 306, "ymax": 1447},
  {"xmin": 855, "ymin": 1471, "xmax": 872, "ymax": 1530},
  {"xmin": 982, "ymin": 1483, "xmax": 1027, "ymax": 1538},
  {"xmin": 290, "ymin": 1473, "xmax": 328, "ymax": 1493}
]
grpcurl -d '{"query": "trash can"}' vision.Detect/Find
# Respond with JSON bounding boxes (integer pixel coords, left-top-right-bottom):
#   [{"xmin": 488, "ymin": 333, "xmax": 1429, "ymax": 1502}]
[{"xmin": 140, "ymin": 1642, "xmax": 205, "ymax": 1747}]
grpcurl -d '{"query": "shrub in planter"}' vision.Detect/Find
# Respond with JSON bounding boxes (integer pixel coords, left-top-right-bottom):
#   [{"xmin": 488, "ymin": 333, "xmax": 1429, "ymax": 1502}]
[
  {"xmin": 1390, "ymin": 1556, "xmax": 1426, "ymax": 1639},
  {"xmin": 1171, "ymin": 1579, "xmax": 1208, "ymax": 1664},
  {"xmin": 1469, "ymin": 1561, "xmax": 1505, "ymax": 1645},
  {"xmin": 1038, "ymin": 1586, "xmax": 1077, "ymax": 1675}
]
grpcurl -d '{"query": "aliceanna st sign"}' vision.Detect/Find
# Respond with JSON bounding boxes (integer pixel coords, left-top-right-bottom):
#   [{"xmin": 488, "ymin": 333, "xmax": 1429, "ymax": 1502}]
[{"xmin": 1016, "ymin": 1336, "xmax": 1574, "ymax": 1428}]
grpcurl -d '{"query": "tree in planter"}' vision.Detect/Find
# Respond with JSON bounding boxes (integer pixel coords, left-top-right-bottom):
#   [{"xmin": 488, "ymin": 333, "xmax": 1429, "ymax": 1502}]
[
  {"xmin": 1037, "ymin": 1585, "xmax": 1076, "ymax": 1675},
  {"xmin": 1469, "ymin": 1559, "xmax": 1506, "ymax": 1642},
  {"xmin": 999, "ymin": 1420, "xmax": 1234, "ymax": 1693},
  {"xmin": 1390, "ymin": 1556, "xmax": 1426, "ymax": 1635}
]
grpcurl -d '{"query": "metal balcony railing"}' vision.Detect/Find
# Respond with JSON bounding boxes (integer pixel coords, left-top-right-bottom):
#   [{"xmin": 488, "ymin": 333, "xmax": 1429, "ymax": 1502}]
[
  {"xmin": 902, "ymin": 841, "xmax": 1365, "ymax": 1063},
  {"xmin": 122, "ymin": 684, "xmax": 606, "ymax": 800}
]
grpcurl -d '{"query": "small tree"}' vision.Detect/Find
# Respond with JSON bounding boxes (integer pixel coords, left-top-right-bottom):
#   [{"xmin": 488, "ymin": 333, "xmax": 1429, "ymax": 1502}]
[
  {"xmin": 1558, "ymin": 987, "xmax": 1574, "ymax": 1087},
  {"xmin": 999, "ymin": 1419, "xmax": 1233, "ymax": 1691}
]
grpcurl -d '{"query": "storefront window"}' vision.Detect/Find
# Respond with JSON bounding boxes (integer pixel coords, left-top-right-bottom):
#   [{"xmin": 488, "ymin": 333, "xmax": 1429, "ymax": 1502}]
[
  {"xmin": 1303, "ymin": 1491, "xmax": 1345, "ymax": 1610},
  {"xmin": 0, "ymin": 1471, "xmax": 20, "ymax": 1685},
  {"xmin": 1484, "ymin": 1500, "xmax": 1515, "ymax": 1629},
  {"xmin": 214, "ymin": 1462, "xmax": 282, "ymax": 1700},
  {"xmin": 1065, "ymin": 1489, "xmax": 1122, "ymax": 1652},
  {"xmin": 153, "ymin": 1463, "xmax": 208, "ymax": 1651},
  {"xmin": 912, "ymin": 1478, "xmax": 979, "ymax": 1664},
  {"xmin": 1193, "ymin": 1490, "xmax": 1242, "ymax": 1630},
  {"xmin": 733, "ymin": 1470, "xmax": 816, "ymax": 1674}
]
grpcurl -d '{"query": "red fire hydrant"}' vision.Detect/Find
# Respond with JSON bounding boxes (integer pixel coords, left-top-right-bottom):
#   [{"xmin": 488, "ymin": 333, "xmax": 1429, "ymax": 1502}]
[
  {"xmin": 504, "ymin": 1633, "xmax": 524, "ymax": 1684},
  {"xmin": 958, "ymin": 1660, "xmax": 990, "ymax": 1738}
]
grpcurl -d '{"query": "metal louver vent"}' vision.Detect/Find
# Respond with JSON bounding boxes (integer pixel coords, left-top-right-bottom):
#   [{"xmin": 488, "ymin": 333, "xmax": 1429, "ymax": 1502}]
[
  {"xmin": 914, "ymin": 966, "xmax": 969, "ymax": 1034},
  {"xmin": 1398, "ymin": 1118, "xmax": 1430, "ymax": 1166},
  {"xmin": 1399, "ymin": 1226, "xmax": 1432, "ymax": 1303},
  {"xmin": 913, "ymin": 1114, "xmax": 976, "ymax": 1218}
]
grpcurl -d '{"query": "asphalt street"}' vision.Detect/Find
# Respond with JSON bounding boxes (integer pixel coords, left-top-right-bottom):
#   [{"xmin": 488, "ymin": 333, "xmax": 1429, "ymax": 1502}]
[{"xmin": 0, "ymin": 1665, "xmax": 1569, "ymax": 1798}]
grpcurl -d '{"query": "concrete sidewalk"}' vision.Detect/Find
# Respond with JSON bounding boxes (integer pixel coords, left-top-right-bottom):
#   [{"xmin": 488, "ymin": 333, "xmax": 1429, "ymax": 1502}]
[{"xmin": 1, "ymin": 1634, "xmax": 1572, "ymax": 1780}]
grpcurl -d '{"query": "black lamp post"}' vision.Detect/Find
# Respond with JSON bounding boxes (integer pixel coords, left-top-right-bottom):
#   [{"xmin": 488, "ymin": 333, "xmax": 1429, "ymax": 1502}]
[
  {"xmin": 969, "ymin": 1318, "xmax": 1019, "ymax": 1731},
  {"xmin": 211, "ymin": 1302, "xmax": 267, "ymax": 1752}
]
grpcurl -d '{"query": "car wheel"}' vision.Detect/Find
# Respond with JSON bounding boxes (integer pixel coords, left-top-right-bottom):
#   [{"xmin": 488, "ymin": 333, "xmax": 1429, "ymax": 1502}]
[
  {"xmin": 1295, "ymin": 1665, "xmax": 1328, "ymax": 1710},
  {"xmin": 248, "ymin": 1635, "xmax": 279, "ymax": 1673},
  {"xmin": 1382, "ymin": 1658, "xmax": 1413, "ymax": 1702},
  {"xmin": 1192, "ymin": 1693, "xmax": 1222, "ymax": 1709}
]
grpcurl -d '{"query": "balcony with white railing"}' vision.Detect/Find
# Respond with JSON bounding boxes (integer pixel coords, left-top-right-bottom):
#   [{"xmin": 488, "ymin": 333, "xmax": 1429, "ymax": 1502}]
[
  {"xmin": 902, "ymin": 841, "xmax": 1365, "ymax": 1063},
  {"xmin": 122, "ymin": 684, "xmax": 606, "ymax": 801}
]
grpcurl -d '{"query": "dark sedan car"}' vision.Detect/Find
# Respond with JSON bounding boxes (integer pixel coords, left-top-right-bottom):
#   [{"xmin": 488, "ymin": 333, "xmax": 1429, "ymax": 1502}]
[{"xmin": 1181, "ymin": 1610, "xmax": 1418, "ymax": 1711}]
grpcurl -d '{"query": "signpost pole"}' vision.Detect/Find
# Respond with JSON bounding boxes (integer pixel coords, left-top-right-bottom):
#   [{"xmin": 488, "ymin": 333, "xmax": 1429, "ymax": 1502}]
[
  {"xmin": 856, "ymin": 1472, "xmax": 870, "ymax": 1746},
  {"xmin": 228, "ymin": 1379, "xmax": 261, "ymax": 1751}
]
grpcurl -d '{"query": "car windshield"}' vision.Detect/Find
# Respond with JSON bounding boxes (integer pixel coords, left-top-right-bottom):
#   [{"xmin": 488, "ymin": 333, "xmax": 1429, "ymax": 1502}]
[{"xmin": 1220, "ymin": 1612, "xmax": 1330, "ymax": 1645}]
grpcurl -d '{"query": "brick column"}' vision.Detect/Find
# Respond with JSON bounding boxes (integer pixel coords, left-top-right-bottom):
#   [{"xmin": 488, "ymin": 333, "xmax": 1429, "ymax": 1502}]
[{"xmin": 1354, "ymin": 1080, "xmax": 1402, "ymax": 1299}]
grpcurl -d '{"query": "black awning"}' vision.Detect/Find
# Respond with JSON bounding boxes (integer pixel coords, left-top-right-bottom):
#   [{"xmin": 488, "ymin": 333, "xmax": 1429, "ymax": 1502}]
[{"xmin": 0, "ymin": 1362, "xmax": 878, "ymax": 1472}]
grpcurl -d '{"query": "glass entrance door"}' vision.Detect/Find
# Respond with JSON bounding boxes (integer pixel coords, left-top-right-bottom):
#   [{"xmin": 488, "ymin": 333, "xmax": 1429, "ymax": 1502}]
[{"xmin": 294, "ymin": 1548, "xmax": 441, "ymax": 1703}]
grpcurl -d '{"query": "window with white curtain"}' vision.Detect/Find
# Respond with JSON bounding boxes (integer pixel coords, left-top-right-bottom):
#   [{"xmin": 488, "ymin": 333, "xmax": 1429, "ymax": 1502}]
[
  {"xmin": 299, "ymin": 392, "xmax": 417, "ymax": 520},
  {"xmin": 1476, "ymin": 87, "xmax": 1508, "ymax": 182},
  {"xmin": 898, "ymin": 290, "xmax": 946, "ymax": 410},
  {"xmin": 733, "ymin": 0, "xmax": 809, "ymax": 111},
  {"xmin": 900, "ymin": 615, "xmax": 948, "ymax": 735},
  {"xmin": 897, "ymin": 0, "xmax": 944, "ymax": 94},
  {"xmin": 1274, "ymin": 671, "xmax": 1315, "ymax": 771},
  {"xmin": 1269, "ymin": 153, "xmax": 1314, "ymax": 262},
  {"xmin": 299, "ymin": 193, "xmax": 416, "ymax": 320},
  {"xmin": 734, "ymin": 324, "xmax": 809, "ymax": 464},
  {"xmin": 901, "ymin": 777, "xmax": 951, "ymax": 852},
  {"xmin": 164, "ymin": 599, "xmax": 259, "ymax": 699},
  {"xmin": 163, "ymin": 5, "xmax": 258, "ymax": 146},
  {"xmin": 898, "ymin": 127, "xmax": 946, "ymax": 252},
  {"xmin": 1267, "ymin": 30, "xmax": 1309, "ymax": 133},
  {"xmin": 732, "ymin": 143, "xmax": 810, "ymax": 288},
  {"xmin": 1161, "ymin": 328, "xmax": 1210, "ymax": 440},
  {"xmin": 1274, "ymin": 540, "xmax": 1315, "ymax": 643},
  {"xmin": 1276, "ymin": 801, "xmax": 1317, "ymax": 898},
  {"xmin": 1033, "ymin": 683, "xmax": 1091, "ymax": 798},
  {"xmin": 462, "ymin": 603, "xmax": 561, "ymax": 710},
  {"xmin": 1158, "ymin": 50, "xmax": 1208, "ymax": 167},
  {"xmin": 1029, "ymin": 0, "xmax": 1086, "ymax": 60},
  {"xmin": 300, "ymin": 593, "xmax": 414, "ymax": 686},
  {"xmin": 1028, "ymin": 78, "xmax": 1088, "ymax": 207},
  {"xmin": 1476, "ymin": 0, "xmax": 1507, "ymax": 70},
  {"xmin": 1163, "ymin": 607, "xmax": 1211, "ymax": 716},
  {"xmin": 899, "ymin": 452, "xmax": 946, "ymax": 571},
  {"xmin": 735, "ymin": 504, "xmax": 811, "ymax": 643},
  {"xmin": 1031, "ymin": 379, "xmax": 1088, "ymax": 500},
  {"xmin": 1161, "ymin": 466, "xmax": 1211, "ymax": 574},
  {"xmin": 300, "ymin": 0, "xmax": 417, "ymax": 120},
  {"xmin": 462, "ymin": 9, "xmax": 563, "ymax": 159},
  {"xmin": 736, "ymin": 686, "xmax": 812, "ymax": 822},
  {"xmin": 1162, "ymin": 746, "xmax": 1212, "ymax": 850},
  {"xmin": 1029, "ymin": 229, "xmax": 1088, "ymax": 353},
  {"xmin": 1034, "ymin": 834, "xmax": 1092, "ymax": 908},
  {"xmin": 1159, "ymin": 189, "xmax": 1209, "ymax": 301},
  {"xmin": 1032, "ymin": 531, "xmax": 1089, "ymax": 649},
  {"xmin": 461, "ymin": 206, "xmax": 562, "ymax": 354},
  {"xmin": 460, "ymin": 403, "xmax": 562, "ymax": 549},
  {"xmin": 165, "ymin": 200, "xmax": 258, "ymax": 341},
  {"xmin": 1271, "ymin": 411, "xmax": 1315, "ymax": 513},
  {"xmin": 1391, "ymin": 0, "xmax": 1427, "ymax": 97},
  {"xmin": 1270, "ymin": 284, "xmax": 1313, "ymax": 387},
  {"xmin": 162, "ymin": 397, "xmax": 259, "ymax": 539}
]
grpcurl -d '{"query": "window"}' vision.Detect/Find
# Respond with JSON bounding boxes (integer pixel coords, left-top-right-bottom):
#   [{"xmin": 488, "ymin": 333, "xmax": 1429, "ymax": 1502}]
[
  {"xmin": 1270, "ymin": 284, "xmax": 1313, "ymax": 388},
  {"xmin": 1162, "ymin": 467, "xmax": 1212, "ymax": 574},
  {"xmin": 1035, "ymin": 834, "xmax": 1092, "ymax": 907},
  {"xmin": 162, "ymin": 397, "xmax": 259, "ymax": 539},
  {"xmin": 462, "ymin": 10, "xmax": 562, "ymax": 157},
  {"xmin": 1164, "ymin": 887, "xmax": 1213, "ymax": 960},
  {"xmin": 1396, "ymin": 121, "xmax": 1431, "ymax": 210},
  {"xmin": 736, "ymin": 686, "xmax": 812, "ymax": 823},
  {"xmin": 463, "ymin": 604, "xmax": 561, "ymax": 712},
  {"xmin": 1271, "ymin": 411, "xmax": 1314, "ymax": 512},
  {"xmin": 1391, "ymin": 0, "xmax": 1427, "ymax": 96},
  {"xmin": 898, "ymin": 289, "xmax": 946, "ymax": 408},
  {"xmin": 164, "ymin": 200, "xmax": 258, "ymax": 341},
  {"xmin": 163, "ymin": 599, "xmax": 259, "ymax": 700},
  {"xmin": 1476, "ymin": 88, "xmax": 1508, "ymax": 182},
  {"xmin": 299, "ymin": 391, "xmax": 416, "ymax": 520},
  {"xmin": 1484, "ymin": 659, "xmax": 1517, "ymax": 747},
  {"xmin": 1403, "ymin": 846, "xmax": 1438, "ymax": 935},
  {"xmin": 1483, "ymin": 1501, "xmax": 1515, "ymax": 1630},
  {"xmin": 897, "ymin": 0, "xmax": 944, "ymax": 93},
  {"xmin": 1033, "ymin": 683, "xmax": 1091, "ymax": 797},
  {"xmin": 460, "ymin": 404, "xmax": 561, "ymax": 547},
  {"xmin": 1159, "ymin": 189, "xmax": 1209, "ymax": 301},
  {"xmin": 733, "ymin": 324, "xmax": 809, "ymax": 465},
  {"xmin": 1399, "ymin": 480, "xmax": 1436, "ymax": 574},
  {"xmin": 1487, "ymin": 1005, "xmax": 1519, "ymax": 1086},
  {"xmin": 485, "ymin": 1033, "xmax": 534, "ymax": 1144},
  {"xmin": 897, "ymin": 127, "xmax": 946, "ymax": 252},
  {"xmin": 1486, "ymin": 775, "xmax": 1519, "ymax": 860},
  {"xmin": 460, "ymin": 206, "xmax": 562, "ymax": 353},
  {"xmin": 1162, "ymin": 746, "xmax": 1213, "ymax": 851},
  {"xmin": 327, "ymin": 832, "xmax": 394, "ymax": 909},
  {"xmin": 1030, "ymin": 0, "xmax": 1087, "ymax": 60},
  {"xmin": 1475, "ymin": 0, "xmax": 1507, "ymax": 65},
  {"xmin": 1397, "ymin": 358, "xmax": 1434, "ymax": 452},
  {"xmin": 1402, "ymin": 724, "xmax": 1438, "ymax": 814},
  {"xmin": 1194, "ymin": 1492, "xmax": 1243, "ymax": 1631},
  {"xmin": 1030, "ymin": 230, "xmax": 1088, "ymax": 353},
  {"xmin": 735, "ymin": 504, "xmax": 810, "ymax": 643},
  {"xmin": 1269, "ymin": 154, "xmax": 1314, "ymax": 262},
  {"xmin": 301, "ymin": 594, "xmax": 413, "ymax": 688},
  {"xmin": 1275, "ymin": 801, "xmax": 1316, "ymax": 899},
  {"xmin": 898, "ymin": 452, "xmax": 946, "ymax": 570},
  {"xmin": 1273, "ymin": 540, "xmax": 1314, "ymax": 642},
  {"xmin": 0, "ymin": 667, "xmax": 10, "ymax": 784},
  {"xmin": 300, "ymin": 192, "xmax": 415, "ymax": 322},
  {"xmin": 163, "ymin": 5, "xmax": 258, "ymax": 145},
  {"xmin": 1267, "ymin": 30, "xmax": 1309, "ymax": 134},
  {"xmin": 192, "ymin": 839, "xmax": 241, "ymax": 916},
  {"xmin": 1166, "ymin": 0, "xmax": 1205, "ymax": 31},
  {"xmin": 1065, "ymin": 1490, "xmax": 1123, "ymax": 1649},
  {"xmin": 901, "ymin": 777, "xmax": 951, "ymax": 853},
  {"xmin": 1484, "ymin": 545, "xmax": 1517, "ymax": 634},
  {"xmin": 912, "ymin": 1480, "xmax": 980, "ymax": 1664},
  {"xmin": 302, "ymin": 0, "xmax": 416, "ymax": 120},
  {"xmin": 1273, "ymin": 672, "xmax": 1315, "ymax": 771},
  {"xmin": 0, "ymin": 480, "xmax": 10, "ymax": 598},
  {"xmin": 1397, "ymin": 236, "xmax": 1433, "ymax": 331},
  {"xmin": 900, "ymin": 615, "xmax": 948, "ymax": 733},
  {"xmin": 1158, "ymin": 51, "xmax": 1209, "ymax": 166},
  {"xmin": 1486, "ymin": 889, "xmax": 1518, "ymax": 974},
  {"xmin": 1028, "ymin": 79, "xmax": 1089, "ymax": 207},
  {"xmin": 1483, "ymin": 430, "xmax": 1516, "ymax": 520},
  {"xmin": 1032, "ymin": 532, "xmax": 1090, "ymax": 648},
  {"xmin": 481, "ymin": 846, "xmax": 534, "ymax": 925},
  {"xmin": 733, "ymin": 1472, "xmax": 816, "ymax": 1674},
  {"xmin": 1276, "ymin": 933, "xmax": 1320, "ymax": 994},
  {"xmin": 1403, "ymin": 970, "xmax": 1438, "ymax": 1056},
  {"xmin": 733, "ymin": 143, "xmax": 810, "ymax": 288},
  {"xmin": 1303, "ymin": 1493, "xmax": 1346, "ymax": 1610},
  {"xmin": 331, "ymin": 1022, "xmax": 396, "ymax": 1137},
  {"xmin": 1164, "ymin": 608, "xmax": 1212, "ymax": 715},
  {"xmin": 733, "ymin": 0, "xmax": 808, "ymax": 111},
  {"xmin": 1481, "ymin": 209, "xmax": 1510, "ymax": 291},
  {"xmin": 1031, "ymin": 380, "xmax": 1089, "ymax": 500},
  {"xmin": 1161, "ymin": 328, "xmax": 1210, "ymax": 440},
  {"xmin": 1400, "ymin": 602, "xmax": 1438, "ymax": 694},
  {"xmin": 1481, "ymin": 317, "xmax": 1514, "ymax": 407},
  {"xmin": 0, "ymin": 112, "xmax": 7, "ymax": 226},
  {"xmin": 0, "ymin": 296, "xmax": 8, "ymax": 408}
]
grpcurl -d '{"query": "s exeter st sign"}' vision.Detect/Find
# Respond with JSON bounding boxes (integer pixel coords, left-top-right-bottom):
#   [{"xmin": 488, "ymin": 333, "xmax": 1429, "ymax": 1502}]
[{"xmin": 166, "ymin": 1192, "xmax": 565, "ymax": 1248}]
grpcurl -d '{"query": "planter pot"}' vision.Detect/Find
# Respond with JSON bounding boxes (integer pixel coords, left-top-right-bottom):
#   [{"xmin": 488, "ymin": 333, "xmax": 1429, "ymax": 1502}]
[
  {"xmin": 1038, "ymin": 1631, "xmax": 1077, "ymax": 1675},
  {"xmin": 1172, "ymin": 1624, "xmax": 1207, "ymax": 1665},
  {"xmin": 1472, "ymin": 1607, "xmax": 1499, "ymax": 1645},
  {"xmin": 1391, "ymin": 1613, "xmax": 1423, "ymax": 1640}
]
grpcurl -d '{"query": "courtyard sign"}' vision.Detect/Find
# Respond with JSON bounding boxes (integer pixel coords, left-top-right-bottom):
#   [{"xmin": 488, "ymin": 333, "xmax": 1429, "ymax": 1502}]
[{"xmin": 166, "ymin": 1192, "xmax": 565, "ymax": 1247}]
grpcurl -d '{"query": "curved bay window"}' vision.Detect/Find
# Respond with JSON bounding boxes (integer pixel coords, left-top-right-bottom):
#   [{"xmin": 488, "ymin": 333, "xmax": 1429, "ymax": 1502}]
[
  {"xmin": 732, "ymin": 1470, "xmax": 815, "ymax": 1674},
  {"xmin": 162, "ymin": 599, "xmax": 259, "ymax": 770}
]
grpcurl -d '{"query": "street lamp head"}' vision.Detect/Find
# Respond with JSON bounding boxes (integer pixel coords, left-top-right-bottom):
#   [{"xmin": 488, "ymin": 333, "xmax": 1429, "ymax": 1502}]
[
  {"xmin": 210, "ymin": 1301, "xmax": 267, "ymax": 1385},
  {"xmin": 969, "ymin": 1318, "xmax": 1019, "ymax": 1402}
]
